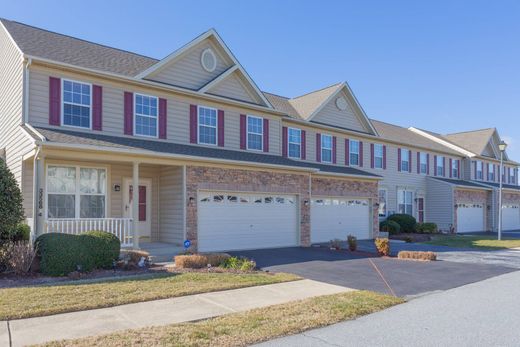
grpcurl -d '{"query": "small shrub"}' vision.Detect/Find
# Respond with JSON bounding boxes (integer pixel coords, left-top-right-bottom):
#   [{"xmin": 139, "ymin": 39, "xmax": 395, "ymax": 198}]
[
  {"xmin": 387, "ymin": 214, "xmax": 417, "ymax": 233},
  {"xmin": 35, "ymin": 231, "xmax": 120, "ymax": 276},
  {"xmin": 120, "ymin": 249, "xmax": 150, "ymax": 264},
  {"xmin": 3, "ymin": 241, "xmax": 37, "ymax": 274},
  {"xmin": 7, "ymin": 224, "xmax": 31, "ymax": 242},
  {"xmin": 398, "ymin": 251, "xmax": 437, "ymax": 261},
  {"xmin": 380, "ymin": 220, "xmax": 401, "ymax": 235},
  {"xmin": 404, "ymin": 236, "xmax": 413, "ymax": 243},
  {"xmin": 0, "ymin": 159, "xmax": 25, "ymax": 241},
  {"xmin": 347, "ymin": 235, "xmax": 357, "ymax": 251},
  {"xmin": 374, "ymin": 238, "xmax": 390, "ymax": 256},
  {"xmin": 415, "ymin": 222, "xmax": 438, "ymax": 234},
  {"xmin": 220, "ymin": 256, "xmax": 256, "ymax": 271},
  {"xmin": 174, "ymin": 253, "xmax": 230, "ymax": 269},
  {"xmin": 329, "ymin": 239, "xmax": 342, "ymax": 250}
]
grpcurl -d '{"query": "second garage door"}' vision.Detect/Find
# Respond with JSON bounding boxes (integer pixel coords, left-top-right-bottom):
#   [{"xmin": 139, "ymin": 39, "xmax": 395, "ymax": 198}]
[
  {"xmin": 311, "ymin": 198, "xmax": 371, "ymax": 243},
  {"xmin": 457, "ymin": 203, "xmax": 485, "ymax": 233},
  {"xmin": 502, "ymin": 205, "xmax": 520, "ymax": 231},
  {"xmin": 198, "ymin": 191, "xmax": 299, "ymax": 252}
]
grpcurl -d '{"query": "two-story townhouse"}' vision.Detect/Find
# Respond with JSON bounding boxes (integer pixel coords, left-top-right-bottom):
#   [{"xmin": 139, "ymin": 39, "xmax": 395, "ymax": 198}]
[{"xmin": 0, "ymin": 19, "xmax": 383, "ymax": 253}]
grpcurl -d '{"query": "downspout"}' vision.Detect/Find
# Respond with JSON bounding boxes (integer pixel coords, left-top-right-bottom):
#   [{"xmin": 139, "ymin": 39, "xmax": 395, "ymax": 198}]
[
  {"xmin": 22, "ymin": 57, "xmax": 32, "ymax": 125},
  {"xmin": 32, "ymin": 145, "xmax": 41, "ymax": 241}
]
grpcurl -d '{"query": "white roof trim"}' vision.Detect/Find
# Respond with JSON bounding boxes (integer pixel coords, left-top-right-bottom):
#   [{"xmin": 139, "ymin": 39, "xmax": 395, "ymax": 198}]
[
  {"xmin": 305, "ymin": 83, "xmax": 378, "ymax": 136},
  {"xmin": 409, "ymin": 127, "xmax": 476, "ymax": 157},
  {"xmin": 134, "ymin": 28, "xmax": 272, "ymax": 108},
  {"xmin": 198, "ymin": 65, "xmax": 238, "ymax": 93}
]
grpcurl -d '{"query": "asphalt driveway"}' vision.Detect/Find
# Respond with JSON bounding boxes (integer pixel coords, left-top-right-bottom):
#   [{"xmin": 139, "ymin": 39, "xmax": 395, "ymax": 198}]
[{"xmin": 231, "ymin": 246, "xmax": 515, "ymax": 297}]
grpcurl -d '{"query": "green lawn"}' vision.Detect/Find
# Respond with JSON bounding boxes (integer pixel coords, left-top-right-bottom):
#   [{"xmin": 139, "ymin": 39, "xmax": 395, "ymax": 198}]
[
  {"xmin": 423, "ymin": 235, "xmax": 520, "ymax": 250},
  {"xmin": 0, "ymin": 272, "xmax": 300, "ymax": 320},
  {"xmin": 43, "ymin": 291, "xmax": 403, "ymax": 347}
]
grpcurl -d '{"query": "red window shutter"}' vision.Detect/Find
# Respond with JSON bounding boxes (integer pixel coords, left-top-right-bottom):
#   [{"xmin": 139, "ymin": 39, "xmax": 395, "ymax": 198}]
[
  {"xmin": 282, "ymin": 126, "xmax": 288, "ymax": 157},
  {"xmin": 408, "ymin": 150, "xmax": 412, "ymax": 173},
  {"xmin": 359, "ymin": 141, "xmax": 364, "ymax": 167},
  {"xmin": 427, "ymin": 153, "xmax": 430, "ymax": 175},
  {"xmin": 449, "ymin": 158, "xmax": 453, "ymax": 178},
  {"xmin": 397, "ymin": 148, "xmax": 402, "ymax": 172},
  {"xmin": 240, "ymin": 114, "xmax": 247, "ymax": 150},
  {"xmin": 370, "ymin": 144, "xmax": 374, "ymax": 168},
  {"xmin": 345, "ymin": 139, "xmax": 350, "ymax": 166},
  {"xmin": 158, "ymin": 98, "xmax": 167, "ymax": 139},
  {"xmin": 443, "ymin": 157, "xmax": 446, "ymax": 176},
  {"xmin": 138, "ymin": 186, "xmax": 146, "ymax": 222},
  {"xmin": 301, "ymin": 130, "xmax": 306, "ymax": 160},
  {"xmin": 383, "ymin": 145, "xmax": 387, "ymax": 169},
  {"xmin": 217, "ymin": 110, "xmax": 224, "ymax": 147},
  {"xmin": 434, "ymin": 155, "xmax": 437, "ymax": 176},
  {"xmin": 49, "ymin": 77, "xmax": 61, "ymax": 126},
  {"xmin": 332, "ymin": 136, "xmax": 337, "ymax": 164},
  {"xmin": 189, "ymin": 105, "xmax": 197, "ymax": 143},
  {"xmin": 316, "ymin": 133, "xmax": 321, "ymax": 162},
  {"xmin": 124, "ymin": 92, "xmax": 133, "ymax": 135},
  {"xmin": 263, "ymin": 119, "xmax": 269, "ymax": 152},
  {"xmin": 417, "ymin": 152, "xmax": 420, "ymax": 174},
  {"xmin": 92, "ymin": 85, "xmax": 102, "ymax": 131},
  {"xmin": 474, "ymin": 162, "xmax": 477, "ymax": 179},
  {"xmin": 458, "ymin": 160, "xmax": 461, "ymax": 179}
]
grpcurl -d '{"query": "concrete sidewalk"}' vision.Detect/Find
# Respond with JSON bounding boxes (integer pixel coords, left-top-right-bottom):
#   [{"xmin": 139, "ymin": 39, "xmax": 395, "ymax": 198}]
[{"xmin": 0, "ymin": 279, "xmax": 351, "ymax": 347}]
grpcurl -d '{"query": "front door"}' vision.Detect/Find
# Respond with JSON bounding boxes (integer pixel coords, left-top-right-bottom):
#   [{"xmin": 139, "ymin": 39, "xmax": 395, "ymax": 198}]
[
  {"xmin": 123, "ymin": 178, "xmax": 151, "ymax": 239},
  {"xmin": 417, "ymin": 198, "xmax": 425, "ymax": 223}
]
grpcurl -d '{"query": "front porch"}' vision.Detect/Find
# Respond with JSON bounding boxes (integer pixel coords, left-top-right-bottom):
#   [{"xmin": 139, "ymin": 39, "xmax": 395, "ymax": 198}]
[{"xmin": 24, "ymin": 147, "xmax": 187, "ymax": 253}]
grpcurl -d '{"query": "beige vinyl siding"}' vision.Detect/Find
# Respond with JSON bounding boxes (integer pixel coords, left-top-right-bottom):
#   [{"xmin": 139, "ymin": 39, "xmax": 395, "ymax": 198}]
[
  {"xmin": 311, "ymin": 90, "xmax": 369, "ymax": 133},
  {"xmin": 22, "ymin": 160, "xmax": 34, "ymax": 217},
  {"xmin": 147, "ymin": 39, "xmax": 232, "ymax": 90},
  {"xmin": 28, "ymin": 65, "xmax": 282, "ymax": 155},
  {"xmin": 207, "ymin": 72, "xmax": 258, "ymax": 104},
  {"xmin": 425, "ymin": 178, "xmax": 454, "ymax": 231},
  {"xmin": 0, "ymin": 25, "xmax": 28, "ymax": 185},
  {"xmin": 159, "ymin": 166, "xmax": 184, "ymax": 244}
]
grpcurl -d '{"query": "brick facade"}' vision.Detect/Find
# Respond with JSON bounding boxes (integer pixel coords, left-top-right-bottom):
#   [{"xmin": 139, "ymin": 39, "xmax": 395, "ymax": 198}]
[
  {"xmin": 185, "ymin": 165, "xmax": 311, "ymax": 250},
  {"xmin": 503, "ymin": 191, "xmax": 520, "ymax": 205},
  {"xmin": 453, "ymin": 189, "xmax": 490, "ymax": 232},
  {"xmin": 311, "ymin": 177, "xmax": 379, "ymax": 237}
]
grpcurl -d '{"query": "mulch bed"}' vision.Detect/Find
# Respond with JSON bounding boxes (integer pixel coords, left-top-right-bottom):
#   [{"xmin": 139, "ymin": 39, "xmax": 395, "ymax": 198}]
[{"xmin": 390, "ymin": 233, "xmax": 433, "ymax": 243}]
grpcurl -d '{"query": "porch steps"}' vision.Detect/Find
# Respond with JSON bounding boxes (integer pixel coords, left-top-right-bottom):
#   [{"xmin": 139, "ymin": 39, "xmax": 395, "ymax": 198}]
[{"xmin": 139, "ymin": 242, "xmax": 184, "ymax": 263}]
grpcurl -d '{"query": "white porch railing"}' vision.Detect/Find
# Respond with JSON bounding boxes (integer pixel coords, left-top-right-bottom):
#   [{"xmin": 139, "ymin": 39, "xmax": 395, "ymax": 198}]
[{"xmin": 44, "ymin": 218, "xmax": 133, "ymax": 247}]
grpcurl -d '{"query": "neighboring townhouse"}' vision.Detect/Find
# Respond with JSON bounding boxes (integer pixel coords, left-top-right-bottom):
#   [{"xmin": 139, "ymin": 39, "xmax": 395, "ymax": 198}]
[{"xmin": 0, "ymin": 18, "xmax": 518, "ymax": 254}]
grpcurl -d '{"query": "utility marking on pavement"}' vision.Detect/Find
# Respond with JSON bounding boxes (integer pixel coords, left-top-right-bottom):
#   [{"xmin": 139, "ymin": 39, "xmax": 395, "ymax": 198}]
[{"xmin": 368, "ymin": 258, "xmax": 397, "ymax": 297}]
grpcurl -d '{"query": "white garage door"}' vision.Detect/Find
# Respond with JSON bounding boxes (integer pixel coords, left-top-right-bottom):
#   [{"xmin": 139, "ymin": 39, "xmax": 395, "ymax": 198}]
[
  {"xmin": 457, "ymin": 203, "xmax": 484, "ymax": 233},
  {"xmin": 198, "ymin": 191, "xmax": 298, "ymax": 252},
  {"xmin": 502, "ymin": 205, "xmax": 520, "ymax": 231},
  {"xmin": 311, "ymin": 198, "xmax": 370, "ymax": 243}
]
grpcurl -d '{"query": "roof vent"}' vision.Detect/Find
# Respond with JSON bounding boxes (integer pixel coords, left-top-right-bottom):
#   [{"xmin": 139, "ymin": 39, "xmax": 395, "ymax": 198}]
[
  {"xmin": 201, "ymin": 48, "xmax": 217, "ymax": 73},
  {"xmin": 336, "ymin": 97, "xmax": 347, "ymax": 111}
]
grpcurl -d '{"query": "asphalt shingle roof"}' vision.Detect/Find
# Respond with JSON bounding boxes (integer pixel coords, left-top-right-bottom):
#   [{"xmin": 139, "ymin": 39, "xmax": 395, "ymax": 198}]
[
  {"xmin": 30, "ymin": 126, "xmax": 380, "ymax": 178},
  {"xmin": 471, "ymin": 181, "xmax": 520, "ymax": 191},
  {"xmin": 430, "ymin": 177, "xmax": 490, "ymax": 189}
]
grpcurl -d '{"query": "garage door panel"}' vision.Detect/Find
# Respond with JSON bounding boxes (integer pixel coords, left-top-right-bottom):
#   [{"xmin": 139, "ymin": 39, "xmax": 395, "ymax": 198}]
[
  {"xmin": 198, "ymin": 191, "xmax": 298, "ymax": 252},
  {"xmin": 457, "ymin": 204, "xmax": 484, "ymax": 233},
  {"xmin": 502, "ymin": 205, "xmax": 520, "ymax": 231}
]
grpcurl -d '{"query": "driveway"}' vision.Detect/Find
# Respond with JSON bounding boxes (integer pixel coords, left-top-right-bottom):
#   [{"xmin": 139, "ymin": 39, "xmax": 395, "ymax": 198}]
[
  {"xmin": 231, "ymin": 247, "xmax": 515, "ymax": 297},
  {"xmin": 257, "ymin": 270, "xmax": 520, "ymax": 347}
]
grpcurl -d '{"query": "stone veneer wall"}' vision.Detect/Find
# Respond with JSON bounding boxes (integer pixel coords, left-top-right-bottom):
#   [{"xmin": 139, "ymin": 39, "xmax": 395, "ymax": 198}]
[
  {"xmin": 185, "ymin": 166, "xmax": 311, "ymax": 250},
  {"xmin": 453, "ymin": 189, "xmax": 490, "ymax": 232},
  {"xmin": 311, "ymin": 177, "xmax": 379, "ymax": 237}
]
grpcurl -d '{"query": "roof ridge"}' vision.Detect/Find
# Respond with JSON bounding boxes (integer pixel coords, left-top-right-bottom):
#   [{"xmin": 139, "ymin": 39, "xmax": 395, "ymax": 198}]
[
  {"xmin": 369, "ymin": 118, "xmax": 410, "ymax": 130},
  {"xmin": 290, "ymin": 82, "xmax": 342, "ymax": 100},
  {"xmin": 1, "ymin": 18, "xmax": 159, "ymax": 61},
  {"xmin": 446, "ymin": 128, "xmax": 495, "ymax": 136},
  {"xmin": 262, "ymin": 91, "xmax": 290, "ymax": 99}
]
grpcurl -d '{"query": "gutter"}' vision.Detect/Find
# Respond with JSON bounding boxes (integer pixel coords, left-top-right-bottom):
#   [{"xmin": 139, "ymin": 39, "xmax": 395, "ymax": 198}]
[{"xmin": 22, "ymin": 57, "xmax": 32, "ymax": 125}]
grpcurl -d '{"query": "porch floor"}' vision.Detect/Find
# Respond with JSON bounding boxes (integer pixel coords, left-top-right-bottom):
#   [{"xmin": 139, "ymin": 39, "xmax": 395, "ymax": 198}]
[{"xmin": 139, "ymin": 242, "xmax": 184, "ymax": 263}]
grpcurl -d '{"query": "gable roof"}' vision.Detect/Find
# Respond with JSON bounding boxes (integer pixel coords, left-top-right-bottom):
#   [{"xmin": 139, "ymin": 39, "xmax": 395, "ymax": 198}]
[
  {"xmin": 288, "ymin": 83, "xmax": 342, "ymax": 120},
  {"xmin": 371, "ymin": 120, "xmax": 462, "ymax": 155},
  {"xmin": 28, "ymin": 126, "xmax": 380, "ymax": 179},
  {"xmin": 444, "ymin": 128, "xmax": 497, "ymax": 157},
  {"xmin": 0, "ymin": 18, "xmax": 157, "ymax": 77}
]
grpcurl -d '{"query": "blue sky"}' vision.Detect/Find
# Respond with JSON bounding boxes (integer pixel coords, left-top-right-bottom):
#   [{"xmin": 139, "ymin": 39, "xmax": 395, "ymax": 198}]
[{"xmin": 3, "ymin": 1, "xmax": 519, "ymax": 159}]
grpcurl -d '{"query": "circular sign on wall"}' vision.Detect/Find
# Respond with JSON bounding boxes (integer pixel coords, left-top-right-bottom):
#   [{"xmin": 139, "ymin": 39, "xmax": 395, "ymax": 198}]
[
  {"xmin": 336, "ymin": 97, "xmax": 348, "ymax": 111},
  {"xmin": 183, "ymin": 240, "xmax": 191, "ymax": 249}
]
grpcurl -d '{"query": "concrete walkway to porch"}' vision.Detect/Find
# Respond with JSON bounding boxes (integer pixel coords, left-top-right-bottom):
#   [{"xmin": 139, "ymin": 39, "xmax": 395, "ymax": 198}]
[{"xmin": 1, "ymin": 279, "xmax": 352, "ymax": 347}]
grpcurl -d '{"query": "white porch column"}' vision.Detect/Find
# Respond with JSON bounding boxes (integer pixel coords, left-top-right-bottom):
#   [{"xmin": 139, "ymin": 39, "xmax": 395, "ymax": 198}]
[
  {"xmin": 132, "ymin": 161, "xmax": 140, "ymax": 249},
  {"xmin": 34, "ymin": 152, "xmax": 45, "ymax": 238}
]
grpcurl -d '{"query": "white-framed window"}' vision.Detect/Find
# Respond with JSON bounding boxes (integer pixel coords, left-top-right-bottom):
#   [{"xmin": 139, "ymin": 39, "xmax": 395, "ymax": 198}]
[
  {"xmin": 452, "ymin": 159, "xmax": 459, "ymax": 178},
  {"xmin": 401, "ymin": 149, "xmax": 410, "ymax": 172},
  {"xmin": 134, "ymin": 93, "xmax": 158, "ymax": 138},
  {"xmin": 476, "ymin": 161, "xmax": 483, "ymax": 180},
  {"xmin": 349, "ymin": 140, "xmax": 360, "ymax": 166},
  {"xmin": 374, "ymin": 144, "xmax": 383, "ymax": 169},
  {"xmin": 198, "ymin": 106, "xmax": 217, "ymax": 145},
  {"xmin": 488, "ymin": 164, "xmax": 495, "ymax": 181},
  {"xmin": 288, "ymin": 128, "xmax": 301, "ymax": 159},
  {"xmin": 436, "ymin": 156, "xmax": 444, "ymax": 176},
  {"xmin": 62, "ymin": 79, "xmax": 91, "ymax": 129},
  {"xmin": 247, "ymin": 115, "xmax": 263, "ymax": 151},
  {"xmin": 378, "ymin": 189, "xmax": 387, "ymax": 217},
  {"xmin": 509, "ymin": 167, "xmax": 516, "ymax": 184},
  {"xmin": 398, "ymin": 190, "xmax": 413, "ymax": 216},
  {"xmin": 420, "ymin": 152, "xmax": 428, "ymax": 174},
  {"xmin": 47, "ymin": 165, "xmax": 107, "ymax": 219},
  {"xmin": 321, "ymin": 134, "xmax": 332, "ymax": 163}
]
